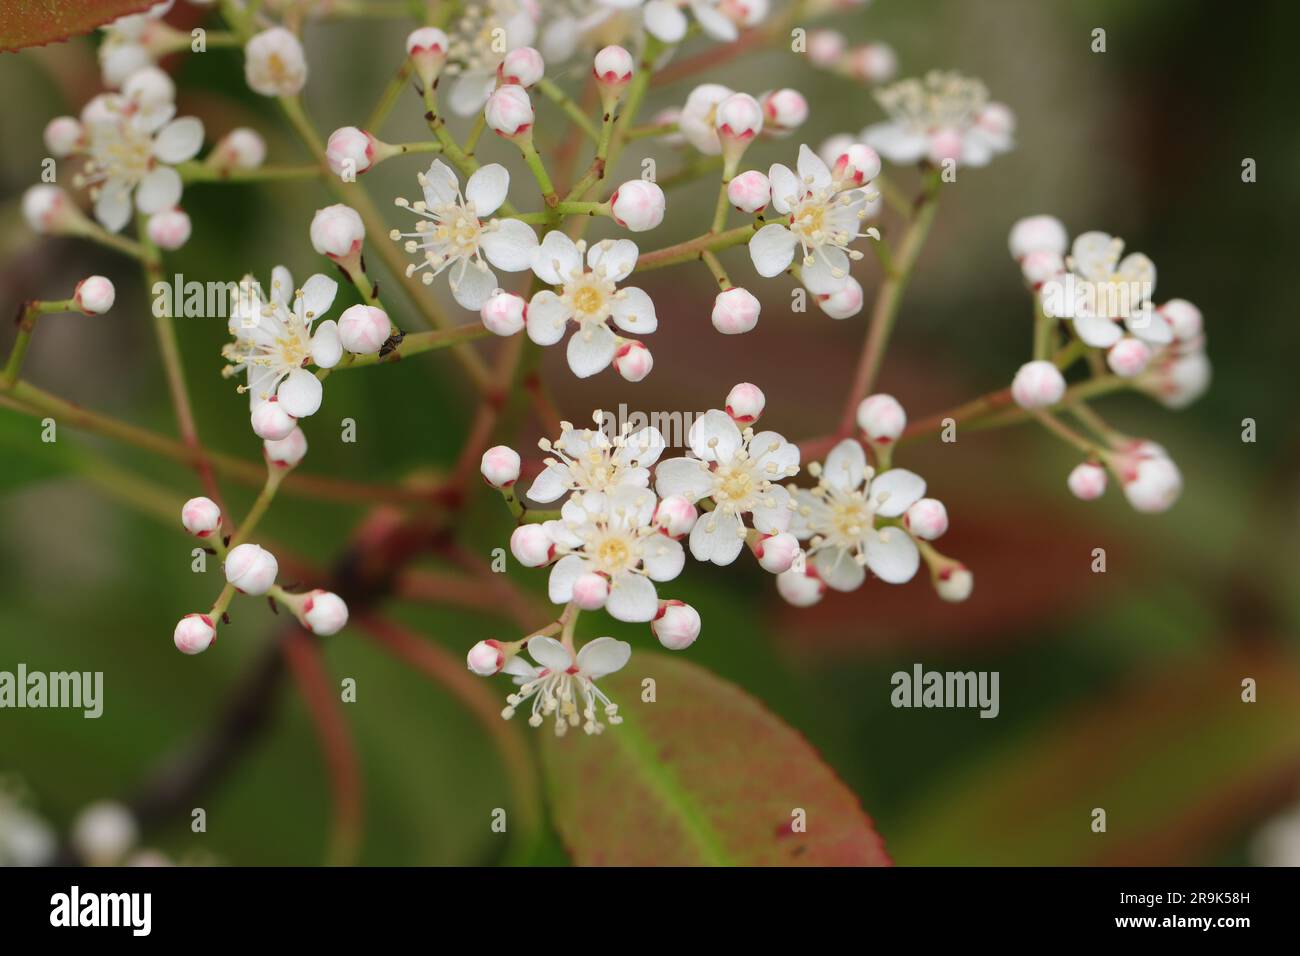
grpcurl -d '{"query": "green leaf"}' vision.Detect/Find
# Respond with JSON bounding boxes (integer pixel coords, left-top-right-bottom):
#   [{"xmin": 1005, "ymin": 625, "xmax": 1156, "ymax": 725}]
[
  {"xmin": 0, "ymin": 1, "xmax": 160, "ymax": 52},
  {"xmin": 540, "ymin": 653, "xmax": 890, "ymax": 866},
  {"xmin": 890, "ymin": 651, "xmax": 1300, "ymax": 864}
]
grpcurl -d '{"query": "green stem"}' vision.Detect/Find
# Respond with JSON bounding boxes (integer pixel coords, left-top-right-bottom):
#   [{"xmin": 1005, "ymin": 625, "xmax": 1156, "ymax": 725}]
[
  {"xmin": 228, "ymin": 467, "xmax": 287, "ymax": 550},
  {"xmin": 636, "ymin": 223, "xmax": 759, "ymax": 271},
  {"xmin": 365, "ymin": 60, "xmax": 414, "ymax": 133},
  {"xmin": 2, "ymin": 299, "xmax": 72, "ymax": 389},
  {"xmin": 319, "ymin": 323, "xmax": 492, "ymax": 376},
  {"xmin": 700, "ymin": 249, "xmax": 731, "ymax": 290},
  {"xmin": 537, "ymin": 78, "xmax": 599, "ymax": 142},
  {"xmin": 180, "ymin": 161, "xmax": 322, "ymax": 183}
]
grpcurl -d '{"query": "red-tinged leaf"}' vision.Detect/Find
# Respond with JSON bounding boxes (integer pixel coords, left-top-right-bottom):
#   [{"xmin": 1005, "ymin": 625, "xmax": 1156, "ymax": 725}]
[
  {"xmin": 540, "ymin": 652, "xmax": 890, "ymax": 866},
  {"xmin": 890, "ymin": 650, "xmax": 1300, "ymax": 865},
  {"xmin": 1, "ymin": 1, "xmax": 159, "ymax": 53}
]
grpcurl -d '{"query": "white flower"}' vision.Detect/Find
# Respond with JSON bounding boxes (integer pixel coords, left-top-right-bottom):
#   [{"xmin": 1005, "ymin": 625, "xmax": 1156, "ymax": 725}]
[
  {"xmin": 749, "ymin": 144, "xmax": 879, "ymax": 295},
  {"xmin": 222, "ymin": 266, "xmax": 342, "ymax": 426},
  {"xmin": 443, "ymin": 0, "xmax": 539, "ymax": 116},
  {"xmin": 244, "ymin": 27, "xmax": 308, "ymax": 98},
  {"xmin": 73, "ymin": 74, "xmax": 203, "ymax": 233},
  {"xmin": 543, "ymin": 487, "xmax": 685, "ymax": 622},
  {"xmin": 528, "ymin": 421, "xmax": 666, "ymax": 503},
  {"xmin": 862, "ymin": 71, "xmax": 1014, "ymax": 168},
  {"xmin": 501, "ymin": 635, "xmax": 630, "ymax": 735},
  {"xmin": 789, "ymin": 438, "xmax": 926, "ymax": 590},
  {"xmin": 1060, "ymin": 231, "xmax": 1169, "ymax": 348},
  {"xmin": 679, "ymin": 83, "xmax": 733, "ymax": 155},
  {"xmin": 98, "ymin": 2, "xmax": 177, "ymax": 88},
  {"xmin": 654, "ymin": 408, "xmax": 800, "ymax": 565},
  {"xmin": 642, "ymin": 0, "xmax": 745, "ymax": 45},
  {"xmin": 526, "ymin": 233, "xmax": 657, "ymax": 377},
  {"xmin": 391, "ymin": 160, "xmax": 537, "ymax": 310}
]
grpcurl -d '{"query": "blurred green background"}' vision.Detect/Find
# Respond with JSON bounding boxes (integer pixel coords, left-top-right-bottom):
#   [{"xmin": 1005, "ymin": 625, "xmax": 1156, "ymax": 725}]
[{"xmin": 2, "ymin": 0, "xmax": 1298, "ymax": 865}]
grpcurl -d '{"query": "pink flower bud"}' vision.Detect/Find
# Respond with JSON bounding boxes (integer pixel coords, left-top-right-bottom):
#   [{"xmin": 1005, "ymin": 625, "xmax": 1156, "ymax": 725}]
[
  {"xmin": 849, "ymin": 42, "xmax": 898, "ymax": 83},
  {"xmin": 181, "ymin": 496, "xmax": 222, "ymax": 537},
  {"xmin": 593, "ymin": 44, "xmax": 634, "ymax": 87},
  {"xmin": 807, "ymin": 30, "xmax": 847, "ymax": 67},
  {"xmin": 1067, "ymin": 462, "xmax": 1108, "ymax": 501},
  {"xmin": 337, "ymin": 304, "xmax": 390, "ymax": 354},
  {"xmin": 407, "ymin": 27, "xmax": 450, "ymax": 88},
  {"xmin": 481, "ymin": 291, "xmax": 527, "ymax": 336},
  {"xmin": 245, "ymin": 27, "xmax": 308, "ymax": 98},
  {"xmin": 73, "ymin": 275, "xmax": 116, "ymax": 315},
  {"xmin": 856, "ymin": 393, "xmax": 906, "ymax": 444},
  {"xmin": 610, "ymin": 179, "xmax": 666, "ymax": 232},
  {"xmin": 1120, "ymin": 454, "xmax": 1182, "ymax": 513},
  {"xmin": 712, "ymin": 286, "xmax": 761, "ymax": 334},
  {"xmin": 71, "ymin": 802, "xmax": 138, "ymax": 865},
  {"xmin": 326, "ymin": 126, "xmax": 375, "ymax": 177},
  {"xmin": 146, "ymin": 208, "xmax": 191, "ymax": 250},
  {"xmin": 173, "ymin": 613, "xmax": 216, "ymax": 655},
  {"xmin": 653, "ymin": 494, "xmax": 698, "ymax": 537},
  {"xmin": 829, "ymin": 143, "xmax": 880, "ymax": 185},
  {"xmin": 213, "ymin": 127, "xmax": 266, "ymax": 170},
  {"xmin": 264, "ymin": 426, "xmax": 308, "ymax": 469},
  {"xmin": 466, "ymin": 639, "xmax": 505, "ymax": 676},
  {"xmin": 755, "ymin": 532, "xmax": 800, "ymax": 573},
  {"xmin": 776, "ymin": 567, "xmax": 825, "ymax": 607},
  {"xmin": 817, "ymin": 276, "xmax": 865, "ymax": 319},
  {"xmin": 510, "ymin": 524, "xmax": 553, "ymax": 567},
  {"xmin": 714, "ymin": 92, "xmax": 763, "ymax": 145},
  {"xmin": 43, "ymin": 116, "xmax": 83, "ymax": 157},
  {"xmin": 499, "ymin": 46, "xmax": 544, "ymax": 86},
  {"xmin": 225, "ymin": 543, "xmax": 278, "ymax": 595},
  {"xmin": 309, "ymin": 203, "xmax": 365, "ymax": 260},
  {"xmin": 1008, "ymin": 214, "xmax": 1068, "ymax": 259},
  {"xmin": 759, "ymin": 89, "xmax": 808, "ymax": 134},
  {"xmin": 1020, "ymin": 249, "xmax": 1064, "ymax": 289},
  {"xmin": 250, "ymin": 397, "xmax": 297, "ymax": 441},
  {"xmin": 480, "ymin": 445, "xmax": 521, "ymax": 487},
  {"xmin": 123, "ymin": 67, "xmax": 174, "ymax": 110},
  {"xmin": 725, "ymin": 382, "xmax": 765, "ymax": 424},
  {"xmin": 1011, "ymin": 360, "xmax": 1066, "ymax": 409},
  {"xmin": 727, "ymin": 169, "xmax": 771, "ymax": 213},
  {"xmin": 1144, "ymin": 352, "xmax": 1211, "ymax": 410},
  {"xmin": 1157, "ymin": 299, "xmax": 1203, "ymax": 342},
  {"xmin": 22, "ymin": 185, "xmax": 82, "ymax": 234},
  {"xmin": 613, "ymin": 340, "xmax": 653, "ymax": 381},
  {"xmin": 935, "ymin": 565, "xmax": 973, "ymax": 602},
  {"xmin": 485, "ymin": 85, "xmax": 534, "ymax": 138},
  {"xmin": 301, "ymin": 590, "xmax": 349, "ymax": 636},
  {"xmin": 903, "ymin": 498, "xmax": 948, "ymax": 540},
  {"xmin": 1107, "ymin": 337, "xmax": 1152, "ymax": 378},
  {"xmin": 652, "ymin": 600, "xmax": 701, "ymax": 650},
  {"xmin": 572, "ymin": 572, "xmax": 610, "ymax": 610}
]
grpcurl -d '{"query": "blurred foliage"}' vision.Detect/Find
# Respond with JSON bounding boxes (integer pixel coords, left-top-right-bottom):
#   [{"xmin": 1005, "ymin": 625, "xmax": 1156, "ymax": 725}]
[{"xmin": 1, "ymin": 0, "xmax": 1297, "ymax": 865}]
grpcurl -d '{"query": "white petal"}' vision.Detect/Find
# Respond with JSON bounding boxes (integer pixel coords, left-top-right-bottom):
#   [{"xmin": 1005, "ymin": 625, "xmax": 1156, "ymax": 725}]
[
  {"xmin": 861, "ymin": 121, "xmax": 928, "ymax": 164},
  {"xmin": 864, "ymin": 527, "xmax": 920, "ymax": 583},
  {"xmin": 94, "ymin": 185, "xmax": 132, "ymax": 232},
  {"xmin": 749, "ymin": 223, "xmax": 798, "ymax": 277},
  {"xmin": 616, "ymin": 426, "xmax": 666, "ymax": 467},
  {"xmin": 1127, "ymin": 310, "xmax": 1173, "ymax": 346},
  {"xmin": 566, "ymin": 322, "xmax": 618, "ymax": 377},
  {"xmin": 767, "ymin": 163, "xmax": 801, "ymax": 215},
  {"xmin": 576, "ymin": 636, "xmax": 631, "ymax": 679},
  {"xmin": 640, "ymin": 535, "xmax": 684, "ymax": 581},
  {"xmin": 449, "ymin": 72, "xmax": 496, "ymax": 117},
  {"xmin": 526, "ymin": 465, "xmax": 570, "ymax": 503},
  {"xmin": 823, "ymin": 439, "xmax": 865, "ymax": 492},
  {"xmin": 465, "ymin": 163, "xmax": 509, "ymax": 216},
  {"xmin": 481, "ymin": 218, "xmax": 538, "ymax": 272},
  {"xmin": 643, "ymin": 0, "xmax": 688, "ymax": 42},
  {"xmin": 689, "ymin": 0, "xmax": 738, "ymax": 40},
  {"xmin": 688, "ymin": 408, "xmax": 742, "ymax": 462},
  {"xmin": 276, "ymin": 367, "xmax": 323, "ymax": 418},
  {"xmin": 525, "ymin": 290, "xmax": 572, "ymax": 345},
  {"xmin": 310, "ymin": 320, "xmax": 343, "ymax": 369},
  {"xmin": 422, "ymin": 160, "xmax": 460, "ymax": 207},
  {"xmin": 270, "ymin": 266, "xmax": 294, "ymax": 309},
  {"xmin": 532, "ymin": 230, "xmax": 582, "ymax": 285},
  {"xmin": 609, "ymin": 286, "xmax": 657, "ymax": 334},
  {"xmin": 586, "ymin": 238, "xmax": 639, "ymax": 282},
  {"xmin": 801, "ymin": 245, "xmax": 849, "ymax": 295},
  {"xmin": 1070, "ymin": 232, "xmax": 1117, "ymax": 281},
  {"xmin": 814, "ymin": 547, "xmax": 866, "ymax": 592},
  {"xmin": 606, "ymin": 572, "xmax": 658, "ymax": 622},
  {"xmin": 450, "ymin": 261, "xmax": 497, "ymax": 311},
  {"xmin": 870, "ymin": 468, "xmax": 926, "ymax": 517},
  {"xmin": 300, "ymin": 273, "xmax": 338, "ymax": 323},
  {"xmin": 135, "ymin": 166, "xmax": 181, "ymax": 214},
  {"xmin": 796, "ymin": 144, "xmax": 832, "ymax": 193},
  {"xmin": 527, "ymin": 635, "xmax": 573, "ymax": 672},
  {"xmin": 751, "ymin": 484, "xmax": 793, "ymax": 534},
  {"xmin": 689, "ymin": 510, "xmax": 746, "ymax": 565},
  {"xmin": 548, "ymin": 554, "xmax": 589, "ymax": 604},
  {"xmin": 654, "ymin": 456, "xmax": 713, "ymax": 501},
  {"xmin": 1072, "ymin": 312, "xmax": 1123, "ymax": 348},
  {"xmin": 153, "ymin": 116, "xmax": 203, "ymax": 163}
]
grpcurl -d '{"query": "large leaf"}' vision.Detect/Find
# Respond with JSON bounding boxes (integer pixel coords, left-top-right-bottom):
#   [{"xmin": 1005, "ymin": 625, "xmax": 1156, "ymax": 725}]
[
  {"xmin": 0, "ymin": 1, "xmax": 158, "ymax": 52},
  {"xmin": 890, "ymin": 650, "xmax": 1300, "ymax": 864},
  {"xmin": 541, "ymin": 652, "xmax": 890, "ymax": 866}
]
